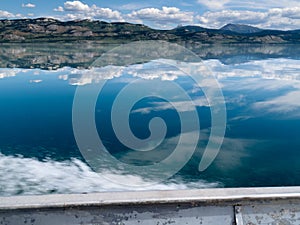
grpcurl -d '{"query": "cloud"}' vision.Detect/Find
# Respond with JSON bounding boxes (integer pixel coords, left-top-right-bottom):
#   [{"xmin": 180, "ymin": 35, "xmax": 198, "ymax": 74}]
[
  {"xmin": 50, "ymin": 2, "xmax": 300, "ymax": 30},
  {"xmin": 197, "ymin": 10, "xmax": 267, "ymax": 27},
  {"xmin": 89, "ymin": 5, "xmax": 123, "ymax": 20},
  {"xmin": 22, "ymin": 3, "xmax": 36, "ymax": 8},
  {"xmin": 53, "ymin": 4, "xmax": 194, "ymax": 28},
  {"xmin": 197, "ymin": 0, "xmax": 230, "ymax": 10},
  {"xmin": 0, "ymin": 10, "xmax": 15, "ymax": 18},
  {"xmin": 54, "ymin": 6, "xmax": 64, "ymax": 12},
  {"xmin": 128, "ymin": 7, "xmax": 194, "ymax": 28},
  {"xmin": 116, "ymin": 3, "xmax": 149, "ymax": 11},
  {"xmin": 228, "ymin": 0, "xmax": 300, "ymax": 10},
  {"xmin": 58, "ymin": 1, "xmax": 123, "ymax": 21},
  {"xmin": 197, "ymin": 0, "xmax": 300, "ymax": 11},
  {"xmin": 269, "ymin": 7, "xmax": 300, "ymax": 19},
  {"xmin": 64, "ymin": 1, "xmax": 89, "ymax": 11},
  {"xmin": 196, "ymin": 7, "xmax": 300, "ymax": 30}
]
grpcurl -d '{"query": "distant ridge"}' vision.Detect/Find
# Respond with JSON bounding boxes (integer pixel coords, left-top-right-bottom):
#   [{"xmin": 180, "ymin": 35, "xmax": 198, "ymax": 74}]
[
  {"xmin": 220, "ymin": 24, "xmax": 263, "ymax": 34},
  {"xmin": 171, "ymin": 25, "xmax": 209, "ymax": 33},
  {"xmin": 0, "ymin": 18, "xmax": 299, "ymax": 43}
]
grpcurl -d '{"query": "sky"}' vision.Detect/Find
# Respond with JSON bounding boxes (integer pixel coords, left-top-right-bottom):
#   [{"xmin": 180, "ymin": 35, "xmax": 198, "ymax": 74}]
[{"xmin": 1, "ymin": 0, "xmax": 300, "ymax": 30}]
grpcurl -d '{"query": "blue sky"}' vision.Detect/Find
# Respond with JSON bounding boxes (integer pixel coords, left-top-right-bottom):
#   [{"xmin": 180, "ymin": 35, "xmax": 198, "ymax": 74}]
[{"xmin": 1, "ymin": 0, "xmax": 300, "ymax": 30}]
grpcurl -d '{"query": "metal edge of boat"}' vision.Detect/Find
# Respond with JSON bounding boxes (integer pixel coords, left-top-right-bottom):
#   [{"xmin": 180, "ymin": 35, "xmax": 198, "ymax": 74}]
[{"xmin": 1, "ymin": 187, "xmax": 300, "ymax": 225}]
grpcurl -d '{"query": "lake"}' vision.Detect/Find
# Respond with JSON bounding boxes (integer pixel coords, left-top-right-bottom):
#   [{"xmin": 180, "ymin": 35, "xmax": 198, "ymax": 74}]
[{"xmin": 1, "ymin": 42, "xmax": 300, "ymax": 196}]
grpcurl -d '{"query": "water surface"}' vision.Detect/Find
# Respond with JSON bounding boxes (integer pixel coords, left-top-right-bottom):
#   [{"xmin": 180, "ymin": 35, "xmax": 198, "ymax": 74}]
[{"xmin": 1, "ymin": 43, "xmax": 300, "ymax": 196}]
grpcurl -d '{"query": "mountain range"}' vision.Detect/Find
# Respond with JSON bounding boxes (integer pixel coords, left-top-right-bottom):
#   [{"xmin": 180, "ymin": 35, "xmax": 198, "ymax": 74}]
[
  {"xmin": 0, "ymin": 18, "xmax": 300, "ymax": 43},
  {"xmin": 220, "ymin": 24, "xmax": 263, "ymax": 34}
]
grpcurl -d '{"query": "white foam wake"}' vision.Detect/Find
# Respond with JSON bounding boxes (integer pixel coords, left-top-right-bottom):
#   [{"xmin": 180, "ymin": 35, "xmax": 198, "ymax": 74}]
[{"xmin": 0, "ymin": 154, "xmax": 221, "ymax": 196}]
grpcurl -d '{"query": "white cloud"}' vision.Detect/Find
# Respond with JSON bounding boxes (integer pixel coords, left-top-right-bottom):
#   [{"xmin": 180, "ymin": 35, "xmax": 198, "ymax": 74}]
[
  {"xmin": 89, "ymin": 5, "xmax": 123, "ymax": 20},
  {"xmin": 116, "ymin": 3, "xmax": 149, "ymax": 11},
  {"xmin": 269, "ymin": 7, "xmax": 300, "ymax": 19},
  {"xmin": 197, "ymin": 0, "xmax": 300, "ymax": 11},
  {"xmin": 0, "ymin": 10, "xmax": 15, "ymax": 18},
  {"xmin": 22, "ymin": 3, "xmax": 36, "ymax": 8},
  {"xmin": 196, "ymin": 7, "xmax": 300, "ymax": 30},
  {"xmin": 59, "ymin": 1, "xmax": 123, "ymax": 21},
  {"xmin": 64, "ymin": 1, "xmax": 89, "ymax": 11},
  {"xmin": 128, "ymin": 7, "xmax": 194, "ymax": 28},
  {"xmin": 54, "ymin": 6, "xmax": 64, "ymax": 12},
  {"xmin": 197, "ymin": 10, "xmax": 267, "ymax": 27},
  {"xmin": 230, "ymin": 0, "xmax": 300, "ymax": 10},
  {"xmin": 197, "ymin": 0, "xmax": 230, "ymax": 10},
  {"xmin": 49, "ymin": 2, "xmax": 300, "ymax": 30}
]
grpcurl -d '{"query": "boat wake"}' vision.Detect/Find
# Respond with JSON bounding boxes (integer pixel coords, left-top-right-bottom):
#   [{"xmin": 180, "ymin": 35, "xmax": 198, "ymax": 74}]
[{"xmin": 0, "ymin": 153, "xmax": 221, "ymax": 196}]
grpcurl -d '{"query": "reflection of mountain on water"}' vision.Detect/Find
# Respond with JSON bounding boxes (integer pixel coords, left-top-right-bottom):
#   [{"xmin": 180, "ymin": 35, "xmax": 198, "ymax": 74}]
[
  {"xmin": 190, "ymin": 44, "xmax": 300, "ymax": 64},
  {"xmin": 0, "ymin": 42, "xmax": 115, "ymax": 70},
  {"xmin": 1, "ymin": 42, "xmax": 300, "ymax": 69}
]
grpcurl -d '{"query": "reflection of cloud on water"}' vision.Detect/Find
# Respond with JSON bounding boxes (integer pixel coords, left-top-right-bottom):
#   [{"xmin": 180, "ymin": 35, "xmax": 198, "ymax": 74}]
[
  {"xmin": 0, "ymin": 68, "xmax": 21, "ymax": 79},
  {"xmin": 127, "ymin": 62, "xmax": 186, "ymax": 81},
  {"xmin": 58, "ymin": 66, "xmax": 124, "ymax": 85},
  {"xmin": 0, "ymin": 68, "xmax": 50, "ymax": 79},
  {"xmin": 63, "ymin": 58, "xmax": 300, "ymax": 85},
  {"xmin": 2, "ymin": 58, "xmax": 300, "ymax": 117},
  {"xmin": 219, "ymin": 73, "xmax": 300, "ymax": 116},
  {"xmin": 131, "ymin": 97, "xmax": 209, "ymax": 114},
  {"xmin": 198, "ymin": 129, "xmax": 259, "ymax": 172},
  {"xmin": 29, "ymin": 79, "xmax": 43, "ymax": 83},
  {"xmin": 183, "ymin": 128, "xmax": 260, "ymax": 174},
  {"xmin": 116, "ymin": 131, "xmax": 197, "ymax": 164},
  {"xmin": 204, "ymin": 58, "xmax": 300, "ymax": 117},
  {"xmin": 223, "ymin": 77, "xmax": 295, "ymax": 92},
  {"xmin": 60, "ymin": 61, "xmax": 188, "ymax": 85},
  {"xmin": 215, "ymin": 137, "xmax": 254, "ymax": 171},
  {"xmin": 0, "ymin": 153, "xmax": 219, "ymax": 196},
  {"xmin": 2, "ymin": 57, "xmax": 300, "ymax": 84},
  {"xmin": 206, "ymin": 58, "xmax": 300, "ymax": 80},
  {"xmin": 229, "ymin": 115, "xmax": 254, "ymax": 122},
  {"xmin": 253, "ymin": 90, "xmax": 300, "ymax": 115}
]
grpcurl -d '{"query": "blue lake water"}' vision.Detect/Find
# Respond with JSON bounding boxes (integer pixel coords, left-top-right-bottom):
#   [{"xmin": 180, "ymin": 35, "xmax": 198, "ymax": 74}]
[{"xmin": 1, "ymin": 43, "xmax": 300, "ymax": 196}]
